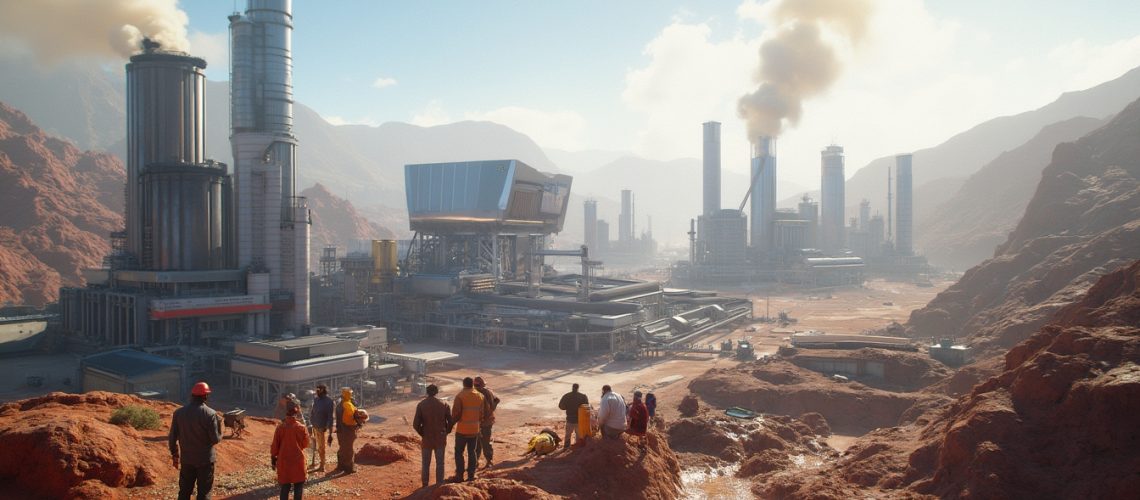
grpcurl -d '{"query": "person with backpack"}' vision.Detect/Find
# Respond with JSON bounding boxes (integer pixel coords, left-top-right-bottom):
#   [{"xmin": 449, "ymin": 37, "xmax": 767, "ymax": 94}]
[{"xmin": 557, "ymin": 383, "xmax": 589, "ymax": 449}]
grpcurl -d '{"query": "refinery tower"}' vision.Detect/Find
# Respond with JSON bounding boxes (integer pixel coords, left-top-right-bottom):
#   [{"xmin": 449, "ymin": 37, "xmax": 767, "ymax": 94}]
[{"xmin": 229, "ymin": 0, "xmax": 311, "ymax": 333}]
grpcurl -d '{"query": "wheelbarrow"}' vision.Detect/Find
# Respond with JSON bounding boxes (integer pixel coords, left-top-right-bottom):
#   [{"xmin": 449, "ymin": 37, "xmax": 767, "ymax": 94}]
[{"xmin": 223, "ymin": 408, "xmax": 247, "ymax": 439}]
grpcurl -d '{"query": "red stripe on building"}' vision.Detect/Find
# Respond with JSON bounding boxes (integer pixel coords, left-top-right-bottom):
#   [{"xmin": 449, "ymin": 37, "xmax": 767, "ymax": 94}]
[{"xmin": 150, "ymin": 304, "xmax": 271, "ymax": 320}]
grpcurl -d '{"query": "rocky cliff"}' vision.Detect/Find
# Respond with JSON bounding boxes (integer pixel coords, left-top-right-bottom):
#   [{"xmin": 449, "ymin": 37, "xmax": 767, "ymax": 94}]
[
  {"xmin": 301, "ymin": 183, "xmax": 396, "ymax": 263},
  {"xmin": 759, "ymin": 259, "xmax": 1140, "ymax": 499},
  {"xmin": 909, "ymin": 97, "xmax": 1140, "ymax": 356},
  {"xmin": 0, "ymin": 101, "xmax": 122, "ymax": 306}
]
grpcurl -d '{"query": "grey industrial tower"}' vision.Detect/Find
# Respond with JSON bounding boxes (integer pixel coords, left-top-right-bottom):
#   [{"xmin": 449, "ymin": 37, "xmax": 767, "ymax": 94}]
[
  {"xmin": 703, "ymin": 122, "xmax": 721, "ymax": 216},
  {"xmin": 750, "ymin": 137, "xmax": 777, "ymax": 252},
  {"xmin": 229, "ymin": 0, "xmax": 311, "ymax": 334},
  {"xmin": 895, "ymin": 154, "xmax": 913, "ymax": 255},
  {"xmin": 820, "ymin": 145, "xmax": 845, "ymax": 253}
]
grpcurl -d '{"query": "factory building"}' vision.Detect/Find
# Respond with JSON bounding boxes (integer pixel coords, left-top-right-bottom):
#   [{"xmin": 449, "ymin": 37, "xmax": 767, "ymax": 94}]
[
  {"xmin": 820, "ymin": 145, "xmax": 846, "ymax": 253},
  {"xmin": 61, "ymin": 40, "xmax": 267, "ymax": 350},
  {"xmin": 229, "ymin": 0, "xmax": 311, "ymax": 333}
]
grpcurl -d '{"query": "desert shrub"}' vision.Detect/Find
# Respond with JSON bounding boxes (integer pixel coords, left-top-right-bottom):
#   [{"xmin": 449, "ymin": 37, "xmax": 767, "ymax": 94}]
[{"xmin": 110, "ymin": 405, "xmax": 161, "ymax": 430}]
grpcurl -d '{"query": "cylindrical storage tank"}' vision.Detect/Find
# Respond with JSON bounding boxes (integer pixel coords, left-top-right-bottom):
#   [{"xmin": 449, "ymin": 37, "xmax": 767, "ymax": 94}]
[
  {"xmin": 141, "ymin": 163, "xmax": 228, "ymax": 270},
  {"xmin": 125, "ymin": 47, "xmax": 207, "ymax": 261},
  {"xmin": 380, "ymin": 240, "xmax": 398, "ymax": 274},
  {"xmin": 371, "ymin": 240, "xmax": 383, "ymax": 278}
]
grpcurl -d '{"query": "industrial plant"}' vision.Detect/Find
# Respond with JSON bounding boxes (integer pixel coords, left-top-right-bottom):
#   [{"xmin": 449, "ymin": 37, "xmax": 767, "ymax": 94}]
[
  {"xmin": 50, "ymin": 0, "xmax": 747, "ymax": 406},
  {"xmin": 678, "ymin": 121, "xmax": 929, "ymax": 287}
]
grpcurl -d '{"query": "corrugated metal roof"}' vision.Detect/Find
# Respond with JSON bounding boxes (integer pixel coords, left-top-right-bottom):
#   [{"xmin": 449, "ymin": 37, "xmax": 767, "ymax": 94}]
[{"xmin": 83, "ymin": 349, "xmax": 182, "ymax": 378}]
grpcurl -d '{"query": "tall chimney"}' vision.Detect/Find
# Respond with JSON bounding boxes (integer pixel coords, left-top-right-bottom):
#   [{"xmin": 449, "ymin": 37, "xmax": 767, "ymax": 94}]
[
  {"xmin": 750, "ymin": 137, "xmax": 777, "ymax": 252},
  {"xmin": 895, "ymin": 154, "xmax": 913, "ymax": 256},
  {"xmin": 702, "ymin": 121, "xmax": 721, "ymax": 216},
  {"xmin": 820, "ymin": 144, "xmax": 845, "ymax": 253}
]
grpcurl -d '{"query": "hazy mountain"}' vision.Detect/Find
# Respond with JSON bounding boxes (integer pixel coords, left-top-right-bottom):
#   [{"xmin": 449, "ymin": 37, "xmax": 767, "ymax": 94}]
[
  {"xmin": 301, "ymin": 183, "xmax": 396, "ymax": 267},
  {"xmin": 544, "ymin": 148, "xmax": 630, "ymax": 174},
  {"xmin": 0, "ymin": 101, "xmax": 123, "ymax": 306},
  {"xmin": 908, "ymin": 96, "xmax": 1140, "ymax": 356},
  {"xmin": 845, "ymin": 65, "xmax": 1140, "ymax": 235},
  {"xmin": 918, "ymin": 116, "xmax": 1106, "ymax": 269}
]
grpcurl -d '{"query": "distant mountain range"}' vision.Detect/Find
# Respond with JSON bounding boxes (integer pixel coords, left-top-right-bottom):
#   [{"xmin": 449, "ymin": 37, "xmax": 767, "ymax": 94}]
[{"xmin": 3, "ymin": 52, "xmax": 1138, "ymax": 261}]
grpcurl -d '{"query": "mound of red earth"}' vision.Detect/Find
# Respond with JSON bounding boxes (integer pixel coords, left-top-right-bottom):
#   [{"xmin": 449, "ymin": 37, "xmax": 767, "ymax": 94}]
[
  {"xmin": 355, "ymin": 433, "xmax": 420, "ymax": 465},
  {"xmin": 666, "ymin": 413, "xmax": 836, "ymax": 483},
  {"xmin": 907, "ymin": 97, "xmax": 1140, "ymax": 357},
  {"xmin": 0, "ymin": 392, "xmax": 179, "ymax": 499},
  {"xmin": 689, "ymin": 356, "xmax": 949, "ymax": 434},
  {"xmin": 419, "ymin": 428, "xmax": 682, "ymax": 499},
  {"xmin": 757, "ymin": 259, "xmax": 1140, "ymax": 499}
]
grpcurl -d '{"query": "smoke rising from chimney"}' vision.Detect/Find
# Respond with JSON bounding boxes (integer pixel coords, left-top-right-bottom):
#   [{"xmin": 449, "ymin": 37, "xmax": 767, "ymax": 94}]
[
  {"xmin": 737, "ymin": 0, "xmax": 873, "ymax": 140},
  {"xmin": 0, "ymin": 0, "xmax": 190, "ymax": 61}
]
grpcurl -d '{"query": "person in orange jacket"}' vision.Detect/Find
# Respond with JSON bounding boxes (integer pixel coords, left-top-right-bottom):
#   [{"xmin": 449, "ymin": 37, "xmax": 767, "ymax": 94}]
[
  {"xmin": 272, "ymin": 401, "xmax": 310, "ymax": 500},
  {"xmin": 450, "ymin": 377, "xmax": 485, "ymax": 482}
]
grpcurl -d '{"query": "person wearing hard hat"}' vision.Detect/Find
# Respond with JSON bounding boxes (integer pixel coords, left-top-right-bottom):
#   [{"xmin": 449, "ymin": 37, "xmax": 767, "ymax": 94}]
[
  {"xmin": 473, "ymin": 376, "xmax": 499, "ymax": 469},
  {"xmin": 169, "ymin": 381, "xmax": 223, "ymax": 500},
  {"xmin": 333, "ymin": 387, "xmax": 361, "ymax": 474},
  {"xmin": 271, "ymin": 400, "xmax": 310, "ymax": 500}
]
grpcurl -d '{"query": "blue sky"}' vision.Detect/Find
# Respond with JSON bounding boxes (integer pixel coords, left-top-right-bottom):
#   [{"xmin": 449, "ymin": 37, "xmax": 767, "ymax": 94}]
[{"xmin": 179, "ymin": 0, "xmax": 1140, "ymax": 186}]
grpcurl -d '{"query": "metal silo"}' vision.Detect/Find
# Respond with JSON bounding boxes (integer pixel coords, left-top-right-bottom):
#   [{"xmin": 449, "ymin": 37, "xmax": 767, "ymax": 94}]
[{"xmin": 124, "ymin": 41, "xmax": 208, "ymax": 262}]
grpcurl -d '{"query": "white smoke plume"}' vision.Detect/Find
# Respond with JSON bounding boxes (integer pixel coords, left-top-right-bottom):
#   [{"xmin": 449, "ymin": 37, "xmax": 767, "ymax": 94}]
[
  {"xmin": 0, "ymin": 0, "xmax": 190, "ymax": 61},
  {"xmin": 738, "ymin": 0, "xmax": 873, "ymax": 140}
]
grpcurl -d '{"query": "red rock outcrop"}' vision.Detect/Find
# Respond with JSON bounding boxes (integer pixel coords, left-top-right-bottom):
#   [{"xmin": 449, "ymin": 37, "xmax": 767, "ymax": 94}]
[
  {"xmin": 754, "ymin": 259, "xmax": 1140, "ymax": 499},
  {"xmin": 908, "ymin": 97, "xmax": 1140, "ymax": 357},
  {"xmin": 302, "ymin": 182, "xmax": 396, "ymax": 264},
  {"xmin": 0, "ymin": 101, "xmax": 123, "ymax": 306}
]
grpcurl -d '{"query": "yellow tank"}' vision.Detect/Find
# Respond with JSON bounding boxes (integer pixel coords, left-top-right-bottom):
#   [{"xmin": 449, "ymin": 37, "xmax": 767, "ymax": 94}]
[
  {"xmin": 577, "ymin": 404, "xmax": 593, "ymax": 438},
  {"xmin": 379, "ymin": 239, "xmax": 398, "ymax": 274}
]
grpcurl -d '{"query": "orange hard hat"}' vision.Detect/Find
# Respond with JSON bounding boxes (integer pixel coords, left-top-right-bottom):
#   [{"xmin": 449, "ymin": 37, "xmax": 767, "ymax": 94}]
[{"xmin": 191, "ymin": 382, "xmax": 211, "ymax": 396}]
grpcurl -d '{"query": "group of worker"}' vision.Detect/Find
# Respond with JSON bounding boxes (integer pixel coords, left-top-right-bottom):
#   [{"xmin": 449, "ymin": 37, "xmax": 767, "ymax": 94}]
[
  {"xmin": 413, "ymin": 375, "xmax": 499, "ymax": 487},
  {"xmin": 168, "ymin": 382, "xmax": 366, "ymax": 500},
  {"xmin": 169, "ymin": 377, "xmax": 657, "ymax": 498}
]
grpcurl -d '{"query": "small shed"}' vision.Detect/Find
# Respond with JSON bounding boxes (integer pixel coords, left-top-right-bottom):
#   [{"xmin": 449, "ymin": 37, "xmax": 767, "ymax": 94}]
[{"xmin": 82, "ymin": 349, "xmax": 185, "ymax": 401}]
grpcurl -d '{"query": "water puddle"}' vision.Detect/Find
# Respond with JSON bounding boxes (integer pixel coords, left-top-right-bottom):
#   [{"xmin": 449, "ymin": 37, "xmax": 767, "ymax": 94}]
[{"xmin": 680, "ymin": 464, "xmax": 752, "ymax": 500}]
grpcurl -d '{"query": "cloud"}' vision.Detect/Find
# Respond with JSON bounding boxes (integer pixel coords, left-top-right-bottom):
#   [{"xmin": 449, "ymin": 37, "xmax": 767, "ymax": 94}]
[
  {"xmin": 621, "ymin": 21, "xmax": 757, "ymax": 162},
  {"xmin": 188, "ymin": 31, "xmax": 228, "ymax": 79},
  {"xmin": 371, "ymin": 76, "xmax": 398, "ymax": 89},
  {"xmin": 322, "ymin": 115, "xmax": 379, "ymax": 127},
  {"xmin": 1048, "ymin": 35, "xmax": 1140, "ymax": 91},
  {"xmin": 465, "ymin": 106, "xmax": 587, "ymax": 150},
  {"xmin": 411, "ymin": 99, "xmax": 453, "ymax": 127}
]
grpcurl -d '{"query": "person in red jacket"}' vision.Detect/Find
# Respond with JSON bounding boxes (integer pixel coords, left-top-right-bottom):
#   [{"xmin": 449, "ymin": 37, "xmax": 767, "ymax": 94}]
[
  {"xmin": 627, "ymin": 391, "xmax": 649, "ymax": 452},
  {"xmin": 272, "ymin": 401, "xmax": 310, "ymax": 500}
]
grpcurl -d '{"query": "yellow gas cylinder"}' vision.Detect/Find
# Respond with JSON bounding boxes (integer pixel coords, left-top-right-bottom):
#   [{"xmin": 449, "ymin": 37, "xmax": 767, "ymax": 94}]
[{"xmin": 578, "ymin": 404, "xmax": 593, "ymax": 438}]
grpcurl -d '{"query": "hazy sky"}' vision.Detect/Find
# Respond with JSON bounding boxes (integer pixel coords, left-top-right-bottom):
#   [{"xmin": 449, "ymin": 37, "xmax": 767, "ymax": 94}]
[{"xmin": 179, "ymin": 0, "xmax": 1140, "ymax": 187}]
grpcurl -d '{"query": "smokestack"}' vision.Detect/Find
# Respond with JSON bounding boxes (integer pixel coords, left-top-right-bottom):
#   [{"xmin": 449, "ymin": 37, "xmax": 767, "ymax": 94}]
[
  {"xmin": 231, "ymin": 0, "xmax": 310, "ymax": 332},
  {"xmin": 702, "ymin": 121, "xmax": 722, "ymax": 216},
  {"xmin": 584, "ymin": 199, "xmax": 598, "ymax": 252},
  {"xmin": 820, "ymin": 145, "xmax": 845, "ymax": 253},
  {"xmin": 750, "ymin": 137, "xmax": 777, "ymax": 252},
  {"xmin": 895, "ymin": 154, "xmax": 913, "ymax": 256}
]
